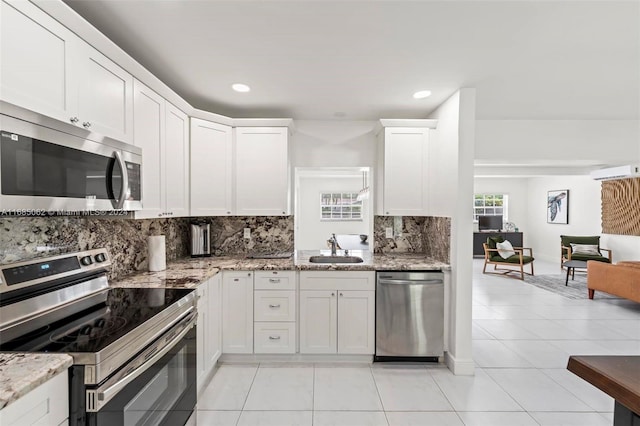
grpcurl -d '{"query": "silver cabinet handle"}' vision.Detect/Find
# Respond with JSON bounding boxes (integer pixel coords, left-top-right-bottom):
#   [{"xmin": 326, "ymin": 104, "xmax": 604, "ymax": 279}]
[
  {"xmin": 331, "ymin": 292, "xmax": 335, "ymax": 296},
  {"xmin": 234, "ymin": 278, "xmax": 239, "ymax": 282},
  {"xmin": 83, "ymin": 122, "xmax": 91, "ymax": 128},
  {"xmin": 269, "ymin": 278, "xmax": 281, "ymax": 283},
  {"xmin": 70, "ymin": 116, "xmax": 79, "ymax": 123},
  {"xmin": 268, "ymin": 304, "xmax": 281, "ymax": 308},
  {"xmin": 269, "ymin": 336, "xmax": 281, "ymax": 340},
  {"xmin": 339, "ymin": 292, "xmax": 343, "ymax": 296},
  {"xmin": 227, "ymin": 211, "xmax": 231, "ymax": 214}
]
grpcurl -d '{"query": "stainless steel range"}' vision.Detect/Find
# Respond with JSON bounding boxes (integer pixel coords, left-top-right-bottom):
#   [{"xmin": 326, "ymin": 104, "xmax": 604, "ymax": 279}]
[{"xmin": 0, "ymin": 249, "xmax": 197, "ymax": 426}]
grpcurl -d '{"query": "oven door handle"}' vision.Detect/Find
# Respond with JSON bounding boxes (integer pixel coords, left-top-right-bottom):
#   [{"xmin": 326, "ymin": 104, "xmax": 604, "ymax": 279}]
[{"xmin": 86, "ymin": 312, "xmax": 196, "ymax": 412}]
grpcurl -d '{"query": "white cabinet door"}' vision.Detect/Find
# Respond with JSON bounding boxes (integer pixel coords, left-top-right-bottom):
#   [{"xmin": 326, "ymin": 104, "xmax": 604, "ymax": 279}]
[
  {"xmin": 299, "ymin": 290, "xmax": 337, "ymax": 354},
  {"xmin": 235, "ymin": 127, "xmax": 289, "ymax": 216},
  {"xmin": 190, "ymin": 118, "xmax": 233, "ymax": 216},
  {"xmin": 382, "ymin": 127, "xmax": 429, "ymax": 216},
  {"xmin": 208, "ymin": 273, "xmax": 223, "ymax": 365},
  {"xmin": 0, "ymin": 0, "xmax": 78, "ymax": 124},
  {"xmin": 222, "ymin": 271, "xmax": 254, "ymax": 353},
  {"xmin": 76, "ymin": 41, "xmax": 133, "ymax": 143},
  {"xmin": 196, "ymin": 279, "xmax": 209, "ymax": 392},
  {"xmin": 133, "ymin": 80, "xmax": 165, "ymax": 219},
  {"xmin": 337, "ymin": 290, "xmax": 375, "ymax": 354},
  {"xmin": 0, "ymin": 369, "xmax": 68, "ymax": 426},
  {"xmin": 196, "ymin": 274, "xmax": 222, "ymax": 392},
  {"xmin": 164, "ymin": 103, "xmax": 189, "ymax": 217}
]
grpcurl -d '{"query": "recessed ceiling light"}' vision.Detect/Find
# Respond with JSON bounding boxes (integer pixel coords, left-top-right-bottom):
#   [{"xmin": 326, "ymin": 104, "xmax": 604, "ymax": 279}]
[
  {"xmin": 232, "ymin": 83, "xmax": 250, "ymax": 93},
  {"xmin": 413, "ymin": 90, "xmax": 432, "ymax": 99}
]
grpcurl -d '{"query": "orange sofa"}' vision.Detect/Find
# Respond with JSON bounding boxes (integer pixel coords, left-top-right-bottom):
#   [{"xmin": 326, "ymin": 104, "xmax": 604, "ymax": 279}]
[{"xmin": 587, "ymin": 261, "xmax": 640, "ymax": 302}]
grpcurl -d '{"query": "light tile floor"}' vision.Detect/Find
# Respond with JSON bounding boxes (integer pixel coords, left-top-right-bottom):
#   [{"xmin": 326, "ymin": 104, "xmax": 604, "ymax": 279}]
[{"xmin": 194, "ymin": 259, "xmax": 640, "ymax": 425}]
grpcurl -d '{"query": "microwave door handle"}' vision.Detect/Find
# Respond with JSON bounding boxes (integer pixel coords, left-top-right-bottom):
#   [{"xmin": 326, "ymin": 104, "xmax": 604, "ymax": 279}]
[
  {"xmin": 203, "ymin": 228, "xmax": 208, "ymax": 252},
  {"xmin": 110, "ymin": 151, "xmax": 129, "ymax": 209}
]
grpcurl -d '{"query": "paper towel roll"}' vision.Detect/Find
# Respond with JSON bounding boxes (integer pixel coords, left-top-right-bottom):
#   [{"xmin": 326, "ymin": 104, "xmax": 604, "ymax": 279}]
[{"xmin": 148, "ymin": 235, "xmax": 166, "ymax": 272}]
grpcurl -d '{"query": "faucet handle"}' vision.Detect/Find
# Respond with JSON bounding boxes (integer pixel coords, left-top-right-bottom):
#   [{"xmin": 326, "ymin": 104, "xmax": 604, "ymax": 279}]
[{"xmin": 344, "ymin": 249, "xmax": 349, "ymax": 256}]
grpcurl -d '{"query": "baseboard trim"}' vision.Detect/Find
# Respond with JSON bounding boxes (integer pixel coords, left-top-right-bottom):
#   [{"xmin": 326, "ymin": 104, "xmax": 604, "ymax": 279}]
[
  {"xmin": 220, "ymin": 353, "xmax": 374, "ymax": 364},
  {"xmin": 444, "ymin": 352, "xmax": 475, "ymax": 375}
]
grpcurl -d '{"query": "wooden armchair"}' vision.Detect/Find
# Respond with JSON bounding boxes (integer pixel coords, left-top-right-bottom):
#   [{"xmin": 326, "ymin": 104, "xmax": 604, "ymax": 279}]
[
  {"xmin": 482, "ymin": 242, "xmax": 535, "ymax": 280},
  {"xmin": 560, "ymin": 235, "xmax": 612, "ymax": 269}
]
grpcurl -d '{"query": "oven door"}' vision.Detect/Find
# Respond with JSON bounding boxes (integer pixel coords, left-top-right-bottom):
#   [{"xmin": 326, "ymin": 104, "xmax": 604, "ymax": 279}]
[
  {"xmin": 72, "ymin": 313, "xmax": 197, "ymax": 426},
  {"xmin": 0, "ymin": 114, "xmax": 141, "ymax": 211}
]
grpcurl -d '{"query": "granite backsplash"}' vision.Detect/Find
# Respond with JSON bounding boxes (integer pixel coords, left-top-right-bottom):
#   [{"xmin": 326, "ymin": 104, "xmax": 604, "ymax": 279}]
[
  {"xmin": 0, "ymin": 215, "xmax": 294, "ymax": 280},
  {"xmin": 373, "ymin": 216, "xmax": 450, "ymax": 263},
  {"xmin": 0, "ymin": 216, "xmax": 190, "ymax": 280}
]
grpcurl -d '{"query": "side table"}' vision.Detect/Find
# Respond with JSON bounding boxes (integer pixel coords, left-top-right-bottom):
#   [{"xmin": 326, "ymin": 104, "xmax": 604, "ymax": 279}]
[{"xmin": 562, "ymin": 260, "xmax": 588, "ymax": 286}]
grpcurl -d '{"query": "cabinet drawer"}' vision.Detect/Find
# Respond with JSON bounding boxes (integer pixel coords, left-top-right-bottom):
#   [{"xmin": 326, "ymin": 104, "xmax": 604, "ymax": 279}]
[
  {"xmin": 254, "ymin": 271, "xmax": 296, "ymax": 290},
  {"xmin": 254, "ymin": 322, "xmax": 296, "ymax": 353},
  {"xmin": 299, "ymin": 271, "xmax": 375, "ymax": 291},
  {"xmin": 254, "ymin": 290, "xmax": 295, "ymax": 321}
]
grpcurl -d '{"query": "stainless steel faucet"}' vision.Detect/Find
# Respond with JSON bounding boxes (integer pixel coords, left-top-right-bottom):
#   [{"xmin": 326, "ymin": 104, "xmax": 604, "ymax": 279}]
[{"xmin": 327, "ymin": 233, "xmax": 339, "ymax": 256}]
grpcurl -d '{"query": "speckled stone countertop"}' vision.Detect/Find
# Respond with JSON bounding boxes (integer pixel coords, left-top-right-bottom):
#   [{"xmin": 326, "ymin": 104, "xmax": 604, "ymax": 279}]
[
  {"xmin": 296, "ymin": 250, "xmax": 450, "ymax": 271},
  {"xmin": 111, "ymin": 251, "xmax": 449, "ymax": 288},
  {"xmin": 0, "ymin": 353, "xmax": 72, "ymax": 410}
]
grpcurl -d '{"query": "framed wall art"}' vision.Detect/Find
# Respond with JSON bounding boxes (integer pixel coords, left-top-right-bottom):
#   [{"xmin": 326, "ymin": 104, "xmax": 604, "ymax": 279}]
[{"xmin": 547, "ymin": 190, "xmax": 569, "ymax": 224}]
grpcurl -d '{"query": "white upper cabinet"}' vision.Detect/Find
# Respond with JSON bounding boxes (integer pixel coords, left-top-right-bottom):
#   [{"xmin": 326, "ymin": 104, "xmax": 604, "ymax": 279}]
[
  {"xmin": 164, "ymin": 103, "xmax": 189, "ymax": 217},
  {"xmin": 1, "ymin": 0, "xmax": 77, "ymax": 124},
  {"xmin": 190, "ymin": 118, "xmax": 233, "ymax": 216},
  {"xmin": 189, "ymin": 123, "xmax": 290, "ymax": 216},
  {"xmin": 0, "ymin": 0, "xmax": 134, "ymax": 143},
  {"xmin": 133, "ymin": 81, "xmax": 164, "ymax": 218},
  {"xmin": 377, "ymin": 127, "xmax": 430, "ymax": 216},
  {"xmin": 133, "ymin": 81, "xmax": 188, "ymax": 218},
  {"xmin": 235, "ymin": 127, "xmax": 290, "ymax": 216},
  {"xmin": 75, "ymin": 41, "xmax": 133, "ymax": 143}
]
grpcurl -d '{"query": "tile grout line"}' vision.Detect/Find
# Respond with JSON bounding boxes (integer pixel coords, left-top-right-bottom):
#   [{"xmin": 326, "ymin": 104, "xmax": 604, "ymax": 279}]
[
  {"xmin": 369, "ymin": 365, "xmax": 390, "ymax": 425},
  {"xmin": 237, "ymin": 363, "xmax": 260, "ymax": 425}
]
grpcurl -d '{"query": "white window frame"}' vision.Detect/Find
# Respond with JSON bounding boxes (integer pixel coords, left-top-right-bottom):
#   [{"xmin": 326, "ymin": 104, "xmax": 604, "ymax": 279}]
[
  {"xmin": 473, "ymin": 193, "xmax": 508, "ymax": 222},
  {"xmin": 320, "ymin": 192, "xmax": 363, "ymax": 221}
]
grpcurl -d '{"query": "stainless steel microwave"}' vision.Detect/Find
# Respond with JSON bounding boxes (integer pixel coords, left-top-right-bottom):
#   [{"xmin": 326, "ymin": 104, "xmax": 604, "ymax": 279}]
[{"xmin": 0, "ymin": 108, "xmax": 142, "ymax": 212}]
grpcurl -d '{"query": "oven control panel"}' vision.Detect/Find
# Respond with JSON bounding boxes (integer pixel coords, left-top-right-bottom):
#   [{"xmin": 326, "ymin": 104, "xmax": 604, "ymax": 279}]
[{"xmin": 0, "ymin": 248, "xmax": 110, "ymax": 291}]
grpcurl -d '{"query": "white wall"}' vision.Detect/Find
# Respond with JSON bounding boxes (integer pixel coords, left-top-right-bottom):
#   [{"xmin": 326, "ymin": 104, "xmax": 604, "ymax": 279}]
[
  {"xmin": 428, "ymin": 88, "xmax": 476, "ymax": 375},
  {"xmin": 291, "ymin": 120, "xmax": 377, "ymax": 168},
  {"xmin": 476, "ymin": 120, "xmax": 640, "ymax": 164},
  {"xmin": 526, "ymin": 176, "xmax": 640, "ymax": 263},
  {"xmin": 473, "ymin": 177, "xmax": 530, "ymax": 244},
  {"xmin": 295, "ymin": 175, "xmax": 370, "ymax": 250}
]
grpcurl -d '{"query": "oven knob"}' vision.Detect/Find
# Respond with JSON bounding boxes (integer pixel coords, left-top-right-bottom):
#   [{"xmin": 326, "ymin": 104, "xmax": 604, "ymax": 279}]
[
  {"xmin": 80, "ymin": 256, "xmax": 93, "ymax": 266},
  {"xmin": 94, "ymin": 253, "xmax": 107, "ymax": 263}
]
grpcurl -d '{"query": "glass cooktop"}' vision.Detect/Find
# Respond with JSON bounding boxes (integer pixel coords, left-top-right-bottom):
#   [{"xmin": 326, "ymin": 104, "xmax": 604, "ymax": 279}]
[{"xmin": 0, "ymin": 287, "xmax": 194, "ymax": 354}]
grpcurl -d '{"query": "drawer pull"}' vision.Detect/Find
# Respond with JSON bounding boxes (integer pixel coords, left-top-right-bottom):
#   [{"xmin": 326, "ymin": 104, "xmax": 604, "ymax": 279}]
[
  {"xmin": 268, "ymin": 304, "xmax": 281, "ymax": 308},
  {"xmin": 269, "ymin": 336, "xmax": 281, "ymax": 340},
  {"xmin": 269, "ymin": 278, "xmax": 281, "ymax": 283}
]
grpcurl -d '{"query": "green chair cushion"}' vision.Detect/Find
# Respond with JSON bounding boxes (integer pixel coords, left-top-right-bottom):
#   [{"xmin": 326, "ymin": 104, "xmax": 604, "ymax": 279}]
[
  {"xmin": 569, "ymin": 253, "xmax": 610, "ymax": 263},
  {"xmin": 490, "ymin": 254, "xmax": 535, "ymax": 264},
  {"xmin": 561, "ymin": 235, "xmax": 600, "ymax": 248},
  {"xmin": 486, "ymin": 236, "xmax": 505, "ymax": 250}
]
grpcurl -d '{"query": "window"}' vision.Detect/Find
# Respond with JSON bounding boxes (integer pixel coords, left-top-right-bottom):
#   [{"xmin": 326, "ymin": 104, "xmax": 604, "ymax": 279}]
[
  {"xmin": 320, "ymin": 192, "xmax": 362, "ymax": 221},
  {"xmin": 473, "ymin": 194, "xmax": 508, "ymax": 221}
]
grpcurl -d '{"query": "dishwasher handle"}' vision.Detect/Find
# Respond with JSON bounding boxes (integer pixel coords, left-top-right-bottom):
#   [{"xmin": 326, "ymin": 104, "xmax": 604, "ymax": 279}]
[{"xmin": 378, "ymin": 279, "xmax": 443, "ymax": 286}]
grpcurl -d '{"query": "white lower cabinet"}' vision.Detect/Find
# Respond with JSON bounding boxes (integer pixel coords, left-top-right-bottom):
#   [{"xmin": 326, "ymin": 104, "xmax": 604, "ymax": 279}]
[
  {"xmin": 254, "ymin": 322, "xmax": 296, "ymax": 354},
  {"xmin": 222, "ymin": 271, "xmax": 254, "ymax": 354},
  {"xmin": 196, "ymin": 274, "xmax": 222, "ymax": 392},
  {"xmin": 253, "ymin": 271, "xmax": 297, "ymax": 354},
  {"xmin": 299, "ymin": 271, "xmax": 375, "ymax": 355},
  {"xmin": 0, "ymin": 369, "xmax": 68, "ymax": 426}
]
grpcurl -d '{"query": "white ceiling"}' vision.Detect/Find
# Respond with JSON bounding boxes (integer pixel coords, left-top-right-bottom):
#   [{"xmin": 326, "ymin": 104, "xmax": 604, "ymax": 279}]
[{"xmin": 62, "ymin": 0, "xmax": 639, "ymax": 121}]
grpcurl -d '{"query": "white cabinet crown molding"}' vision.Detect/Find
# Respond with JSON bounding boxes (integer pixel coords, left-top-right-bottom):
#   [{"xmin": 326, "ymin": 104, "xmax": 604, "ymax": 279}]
[{"xmin": 374, "ymin": 119, "xmax": 438, "ymax": 135}]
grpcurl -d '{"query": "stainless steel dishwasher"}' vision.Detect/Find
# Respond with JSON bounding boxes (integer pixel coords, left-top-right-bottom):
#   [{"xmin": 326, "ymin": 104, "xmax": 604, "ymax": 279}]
[{"xmin": 375, "ymin": 271, "xmax": 444, "ymax": 361}]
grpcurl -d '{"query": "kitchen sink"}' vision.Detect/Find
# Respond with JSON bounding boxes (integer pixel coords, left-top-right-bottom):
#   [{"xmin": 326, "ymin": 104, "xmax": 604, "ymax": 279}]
[{"xmin": 308, "ymin": 255, "xmax": 364, "ymax": 264}]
